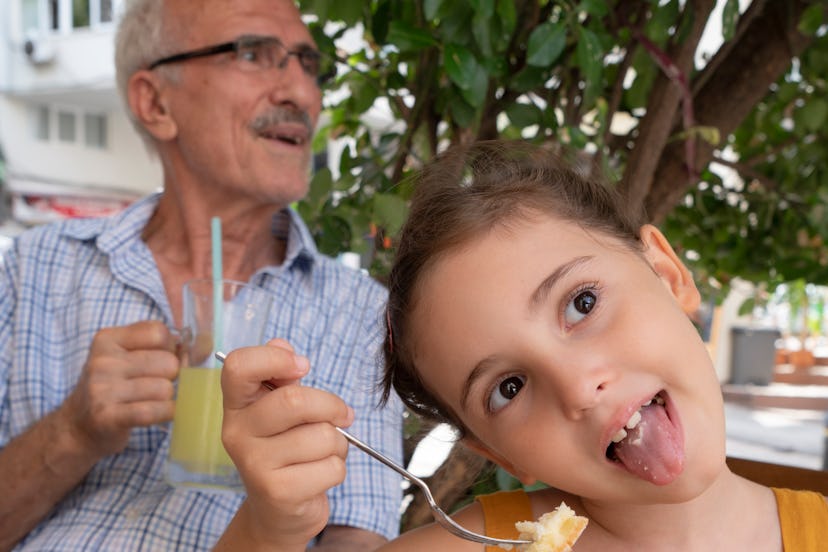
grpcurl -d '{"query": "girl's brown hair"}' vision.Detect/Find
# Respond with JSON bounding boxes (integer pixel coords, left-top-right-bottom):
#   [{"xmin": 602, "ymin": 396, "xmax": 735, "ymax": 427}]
[{"xmin": 381, "ymin": 140, "xmax": 646, "ymax": 433}]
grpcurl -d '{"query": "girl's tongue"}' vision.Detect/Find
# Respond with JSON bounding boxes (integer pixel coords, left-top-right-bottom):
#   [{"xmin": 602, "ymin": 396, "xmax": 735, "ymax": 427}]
[{"xmin": 610, "ymin": 401, "xmax": 685, "ymax": 485}]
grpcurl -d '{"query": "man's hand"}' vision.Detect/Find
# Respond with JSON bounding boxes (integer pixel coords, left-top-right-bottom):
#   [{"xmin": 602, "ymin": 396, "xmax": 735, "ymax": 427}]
[
  {"xmin": 215, "ymin": 339, "xmax": 354, "ymax": 551},
  {"xmin": 60, "ymin": 320, "xmax": 179, "ymax": 457},
  {"xmin": 0, "ymin": 320, "xmax": 179, "ymax": 549}
]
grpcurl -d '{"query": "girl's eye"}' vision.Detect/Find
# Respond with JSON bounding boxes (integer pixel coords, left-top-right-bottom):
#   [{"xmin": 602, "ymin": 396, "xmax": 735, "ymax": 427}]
[
  {"xmin": 564, "ymin": 289, "xmax": 597, "ymax": 326},
  {"xmin": 487, "ymin": 375, "xmax": 526, "ymax": 412}
]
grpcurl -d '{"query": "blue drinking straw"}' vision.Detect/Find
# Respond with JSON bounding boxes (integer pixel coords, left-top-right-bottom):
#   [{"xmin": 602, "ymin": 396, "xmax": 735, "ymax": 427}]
[{"xmin": 211, "ymin": 217, "xmax": 223, "ymax": 368}]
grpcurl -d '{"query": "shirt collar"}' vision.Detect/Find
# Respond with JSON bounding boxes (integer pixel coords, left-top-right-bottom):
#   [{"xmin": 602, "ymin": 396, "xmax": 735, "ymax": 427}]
[{"xmin": 59, "ymin": 192, "xmax": 319, "ymax": 273}]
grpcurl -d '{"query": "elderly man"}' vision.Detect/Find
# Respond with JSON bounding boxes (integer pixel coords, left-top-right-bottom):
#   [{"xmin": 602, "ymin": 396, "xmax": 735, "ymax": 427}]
[{"xmin": 0, "ymin": 0, "xmax": 402, "ymax": 550}]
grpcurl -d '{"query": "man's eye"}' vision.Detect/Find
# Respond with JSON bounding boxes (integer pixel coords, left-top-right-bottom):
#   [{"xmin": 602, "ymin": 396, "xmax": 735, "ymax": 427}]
[
  {"xmin": 487, "ymin": 375, "xmax": 526, "ymax": 412},
  {"xmin": 564, "ymin": 289, "xmax": 597, "ymax": 326},
  {"xmin": 239, "ymin": 47, "xmax": 261, "ymax": 63},
  {"xmin": 299, "ymin": 51, "xmax": 321, "ymax": 74}
]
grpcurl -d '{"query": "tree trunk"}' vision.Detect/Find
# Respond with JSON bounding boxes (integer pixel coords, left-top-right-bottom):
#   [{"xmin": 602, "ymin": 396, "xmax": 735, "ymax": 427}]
[
  {"xmin": 645, "ymin": 0, "xmax": 814, "ymax": 223},
  {"xmin": 400, "ymin": 442, "xmax": 490, "ymax": 532},
  {"xmin": 619, "ymin": 0, "xmax": 716, "ymax": 216}
]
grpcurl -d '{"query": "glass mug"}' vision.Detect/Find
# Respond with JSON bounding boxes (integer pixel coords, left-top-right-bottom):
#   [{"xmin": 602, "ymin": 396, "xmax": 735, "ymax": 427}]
[{"xmin": 165, "ymin": 279, "xmax": 274, "ymax": 492}]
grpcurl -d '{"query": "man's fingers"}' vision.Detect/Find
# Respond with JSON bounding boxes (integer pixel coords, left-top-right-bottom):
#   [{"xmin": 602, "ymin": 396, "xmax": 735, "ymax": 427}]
[
  {"xmin": 85, "ymin": 348, "xmax": 178, "ymax": 381},
  {"xmin": 116, "ymin": 399, "xmax": 176, "ymax": 427},
  {"xmin": 106, "ymin": 376, "xmax": 177, "ymax": 403},
  {"xmin": 91, "ymin": 320, "xmax": 178, "ymax": 354}
]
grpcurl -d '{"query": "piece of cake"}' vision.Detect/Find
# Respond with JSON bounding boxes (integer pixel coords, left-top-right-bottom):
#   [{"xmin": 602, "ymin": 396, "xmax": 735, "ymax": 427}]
[{"xmin": 514, "ymin": 502, "xmax": 588, "ymax": 552}]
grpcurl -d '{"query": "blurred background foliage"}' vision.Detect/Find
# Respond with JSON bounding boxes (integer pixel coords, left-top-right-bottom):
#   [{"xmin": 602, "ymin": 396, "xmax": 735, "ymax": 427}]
[{"xmin": 293, "ymin": 0, "xmax": 828, "ymax": 531}]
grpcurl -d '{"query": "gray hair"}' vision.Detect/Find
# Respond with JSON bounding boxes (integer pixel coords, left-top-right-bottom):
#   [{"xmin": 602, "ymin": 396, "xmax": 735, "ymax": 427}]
[{"xmin": 114, "ymin": 0, "xmax": 178, "ymax": 151}]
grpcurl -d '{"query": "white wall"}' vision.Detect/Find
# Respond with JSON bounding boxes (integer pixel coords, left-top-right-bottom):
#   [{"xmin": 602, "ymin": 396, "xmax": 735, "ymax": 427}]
[
  {"xmin": 0, "ymin": 95, "xmax": 161, "ymax": 195},
  {"xmin": 0, "ymin": 0, "xmax": 161, "ymax": 200}
]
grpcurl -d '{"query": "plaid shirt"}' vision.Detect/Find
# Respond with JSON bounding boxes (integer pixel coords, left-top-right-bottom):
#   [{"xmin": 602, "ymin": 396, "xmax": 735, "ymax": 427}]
[{"xmin": 0, "ymin": 194, "xmax": 403, "ymax": 550}]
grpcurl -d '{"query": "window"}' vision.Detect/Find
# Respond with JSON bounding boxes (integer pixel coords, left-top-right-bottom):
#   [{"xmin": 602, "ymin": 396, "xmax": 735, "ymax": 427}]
[
  {"xmin": 28, "ymin": 105, "xmax": 108, "ymax": 149},
  {"xmin": 21, "ymin": 0, "xmax": 39, "ymax": 32},
  {"xmin": 57, "ymin": 111, "xmax": 76, "ymax": 142},
  {"xmin": 31, "ymin": 105, "xmax": 50, "ymax": 141},
  {"xmin": 49, "ymin": 0, "xmax": 59, "ymax": 30},
  {"xmin": 100, "ymin": 0, "xmax": 112, "ymax": 22},
  {"xmin": 31, "ymin": 0, "xmax": 116, "ymax": 32},
  {"xmin": 73, "ymin": 0, "xmax": 90, "ymax": 28},
  {"xmin": 84, "ymin": 113, "xmax": 107, "ymax": 149}
]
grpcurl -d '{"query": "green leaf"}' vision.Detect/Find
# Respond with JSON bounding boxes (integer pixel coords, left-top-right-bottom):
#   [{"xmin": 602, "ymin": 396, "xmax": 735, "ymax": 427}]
[
  {"xmin": 509, "ymin": 65, "xmax": 547, "ymax": 93},
  {"xmin": 576, "ymin": 27, "xmax": 603, "ymax": 107},
  {"xmin": 495, "ymin": 466, "xmax": 522, "ymax": 491},
  {"xmin": 578, "ymin": 0, "xmax": 609, "ymax": 18},
  {"xmin": 297, "ymin": 0, "xmax": 329, "ymax": 20},
  {"xmin": 798, "ymin": 3, "xmax": 825, "ymax": 36},
  {"xmin": 373, "ymin": 193, "xmax": 409, "ymax": 236},
  {"xmin": 472, "ymin": 11, "xmax": 494, "ymax": 57},
  {"xmin": 798, "ymin": 99, "xmax": 828, "ymax": 132},
  {"xmin": 306, "ymin": 168, "xmax": 333, "ymax": 212},
  {"xmin": 444, "ymin": 44, "xmax": 489, "ymax": 107},
  {"xmin": 505, "ymin": 102, "xmax": 542, "ymax": 128},
  {"xmin": 449, "ymin": 95, "xmax": 477, "ymax": 127},
  {"xmin": 424, "ymin": 0, "xmax": 445, "ymax": 21},
  {"xmin": 444, "ymin": 44, "xmax": 480, "ymax": 89},
  {"xmin": 526, "ymin": 22, "xmax": 567, "ymax": 67},
  {"xmin": 316, "ymin": 214, "xmax": 352, "ymax": 255},
  {"xmin": 721, "ymin": 0, "xmax": 740, "ymax": 41},
  {"xmin": 469, "ymin": 0, "xmax": 495, "ymax": 18},
  {"xmin": 646, "ymin": 0, "xmax": 680, "ymax": 45},
  {"xmin": 386, "ymin": 21, "xmax": 439, "ymax": 52},
  {"xmin": 495, "ymin": 0, "xmax": 517, "ymax": 40},
  {"xmin": 371, "ymin": 0, "xmax": 391, "ymax": 44}
]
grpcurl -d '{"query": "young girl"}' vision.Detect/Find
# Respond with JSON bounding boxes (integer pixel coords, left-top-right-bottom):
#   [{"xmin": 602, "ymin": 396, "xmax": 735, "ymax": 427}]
[{"xmin": 379, "ymin": 140, "xmax": 828, "ymax": 551}]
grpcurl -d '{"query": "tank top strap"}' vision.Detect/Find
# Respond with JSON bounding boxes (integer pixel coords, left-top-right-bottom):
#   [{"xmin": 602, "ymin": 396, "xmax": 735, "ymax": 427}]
[{"xmin": 772, "ymin": 487, "xmax": 828, "ymax": 551}]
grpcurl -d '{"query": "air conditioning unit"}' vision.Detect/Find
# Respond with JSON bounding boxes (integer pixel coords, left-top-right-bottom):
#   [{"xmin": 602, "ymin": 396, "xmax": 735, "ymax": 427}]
[{"xmin": 23, "ymin": 33, "xmax": 56, "ymax": 66}]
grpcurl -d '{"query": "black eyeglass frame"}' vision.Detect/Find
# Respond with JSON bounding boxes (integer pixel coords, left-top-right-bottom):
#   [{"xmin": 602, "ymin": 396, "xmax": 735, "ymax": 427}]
[{"xmin": 147, "ymin": 35, "xmax": 336, "ymax": 86}]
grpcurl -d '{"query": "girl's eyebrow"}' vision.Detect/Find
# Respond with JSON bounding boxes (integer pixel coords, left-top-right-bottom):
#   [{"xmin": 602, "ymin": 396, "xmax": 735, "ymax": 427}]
[{"xmin": 528, "ymin": 255, "xmax": 594, "ymax": 313}]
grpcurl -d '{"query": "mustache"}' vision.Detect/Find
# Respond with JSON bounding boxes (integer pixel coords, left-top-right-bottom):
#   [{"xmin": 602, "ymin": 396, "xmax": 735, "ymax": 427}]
[{"xmin": 250, "ymin": 107, "xmax": 314, "ymax": 134}]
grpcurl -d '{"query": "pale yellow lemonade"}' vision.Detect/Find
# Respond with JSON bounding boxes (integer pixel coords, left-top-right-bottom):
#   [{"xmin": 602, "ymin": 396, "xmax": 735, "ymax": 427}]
[{"xmin": 168, "ymin": 366, "xmax": 235, "ymax": 474}]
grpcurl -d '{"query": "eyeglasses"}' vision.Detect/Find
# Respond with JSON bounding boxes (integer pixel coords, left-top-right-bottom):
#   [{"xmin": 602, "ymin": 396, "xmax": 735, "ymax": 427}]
[{"xmin": 147, "ymin": 34, "xmax": 336, "ymax": 86}]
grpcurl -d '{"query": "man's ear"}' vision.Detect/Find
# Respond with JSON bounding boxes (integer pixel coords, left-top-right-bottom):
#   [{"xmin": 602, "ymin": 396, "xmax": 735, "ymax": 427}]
[
  {"xmin": 126, "ymin": 70, "xmax": 178, "ymax": 142},
  {"xmin": 462, "ymin": 435, "xmax": 537, "ymax": 487},
  {"xmin": 640, "ymin": 224, "xmax": 701, "ymax": 314}
]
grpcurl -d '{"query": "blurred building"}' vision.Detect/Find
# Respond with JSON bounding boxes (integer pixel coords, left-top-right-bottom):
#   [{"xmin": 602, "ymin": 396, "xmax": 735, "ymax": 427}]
[{"xmin": 0, "ymin": 0, "xmax": 160, "ymax": 227}]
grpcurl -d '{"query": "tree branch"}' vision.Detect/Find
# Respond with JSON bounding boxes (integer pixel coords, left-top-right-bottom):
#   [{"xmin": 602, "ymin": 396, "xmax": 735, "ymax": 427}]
[
  {"xmin": 646, "ymin": 0, "xmax": 815, "ymax": 223},
  {"xmin": 619, "ymin": 0, "xmax": 716, "ymax": 215}
]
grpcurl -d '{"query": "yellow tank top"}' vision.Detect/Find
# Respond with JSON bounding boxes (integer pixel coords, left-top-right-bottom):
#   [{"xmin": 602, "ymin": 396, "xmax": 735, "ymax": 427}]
[
  {"xmin": 477, "ymin": 487, "xmax": 828, "ymax": 551},
  {"xmin": 773, "ymin": 487, "xmax": 828, "ymax": 551}
]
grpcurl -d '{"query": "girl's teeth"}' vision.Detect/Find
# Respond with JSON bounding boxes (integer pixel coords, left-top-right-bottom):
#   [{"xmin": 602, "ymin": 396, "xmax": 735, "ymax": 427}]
[
  {"xmin": 611, "ymin": 395, "xmax": 662, "ymax": 445},
  {"xmin": 625, "ymin": 410, "xmax": 642, "ymax": 429}
]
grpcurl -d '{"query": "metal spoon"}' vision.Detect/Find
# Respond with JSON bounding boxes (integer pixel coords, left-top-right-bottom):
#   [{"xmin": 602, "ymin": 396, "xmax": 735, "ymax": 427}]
[{"xmin": 214, "ymin": 351, "xmax": 531, "ymax": 548}]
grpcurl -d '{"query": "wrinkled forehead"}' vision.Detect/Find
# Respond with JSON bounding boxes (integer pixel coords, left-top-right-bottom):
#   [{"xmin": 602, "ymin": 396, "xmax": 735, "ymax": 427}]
[{"xmin": 164, "ymin": 0, "xmax": 310, "ymax": 47}]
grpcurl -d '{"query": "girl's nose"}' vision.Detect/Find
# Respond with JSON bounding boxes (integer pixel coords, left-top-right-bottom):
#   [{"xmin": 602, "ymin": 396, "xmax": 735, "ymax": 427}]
[{"xmin": 549, "ymin": 361, "xmax": 614, "ymax": 421}]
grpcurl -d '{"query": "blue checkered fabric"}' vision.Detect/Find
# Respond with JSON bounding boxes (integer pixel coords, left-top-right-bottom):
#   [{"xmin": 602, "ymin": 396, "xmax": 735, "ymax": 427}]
[{"xmin": 0, "ymin": 194, "xmax": 403, "ymax": 550}]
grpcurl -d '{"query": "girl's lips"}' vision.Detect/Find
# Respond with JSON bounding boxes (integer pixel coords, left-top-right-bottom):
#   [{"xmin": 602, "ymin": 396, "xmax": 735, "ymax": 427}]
[
  {"xmin": 602, "ymin": 390, "xmax": 665, "ymax": 452},
  {"xmin": 602, "ymin": 390, "xmax": 687, "ymax": 484}
]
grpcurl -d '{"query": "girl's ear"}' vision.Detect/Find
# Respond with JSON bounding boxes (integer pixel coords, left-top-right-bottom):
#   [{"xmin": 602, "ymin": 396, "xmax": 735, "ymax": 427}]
[
  {"xmin": 126, "ymin": 69, "xmax": 178, "ymax": 142},
  {"xmin": 462, "ymin": 435, "xmax": 537, "ymax": 487},
  {"xmin": 640, "ymin": 224, "xmax": 701, "ymax": 315}
]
